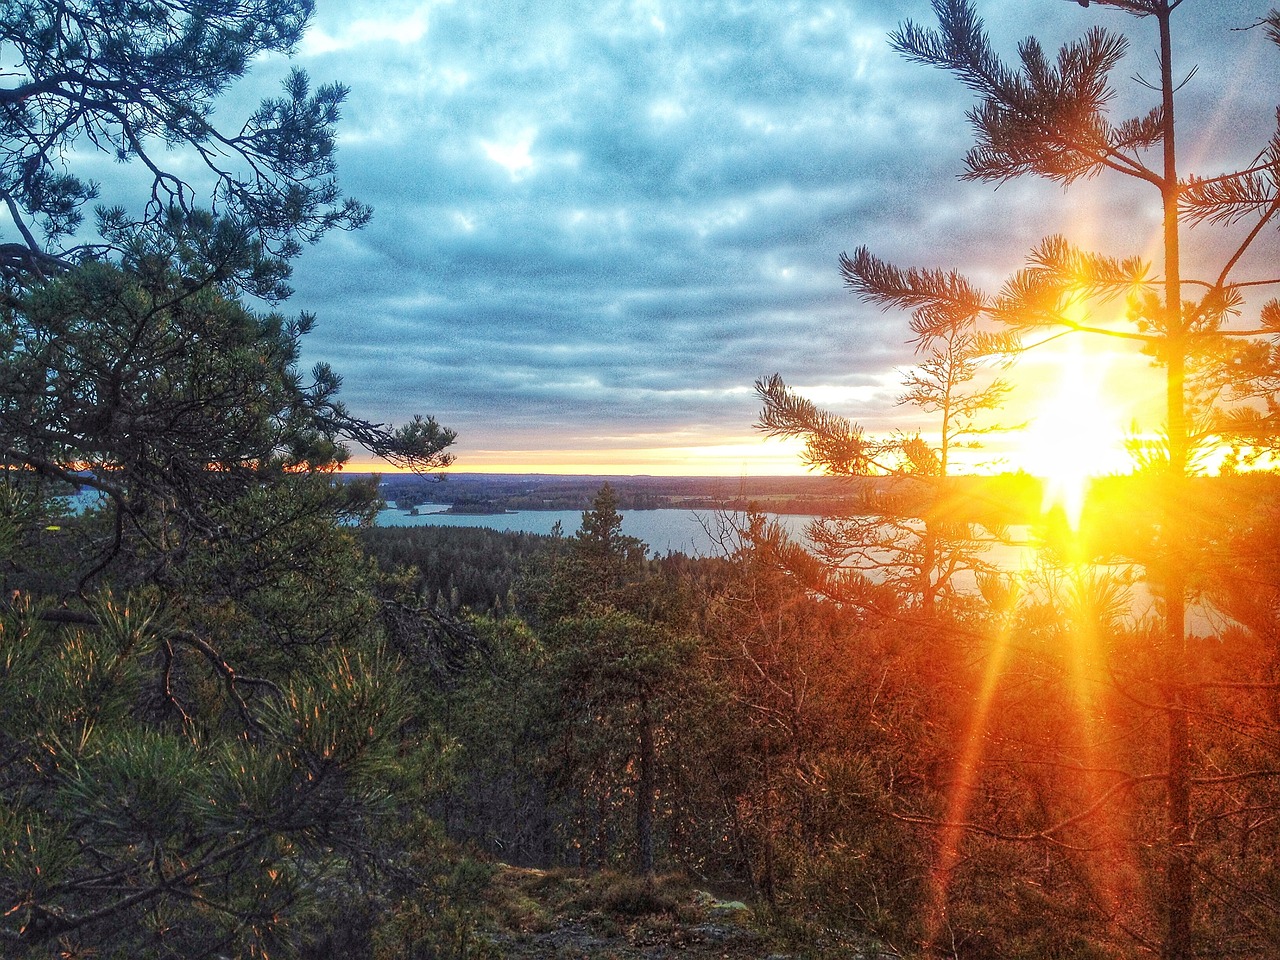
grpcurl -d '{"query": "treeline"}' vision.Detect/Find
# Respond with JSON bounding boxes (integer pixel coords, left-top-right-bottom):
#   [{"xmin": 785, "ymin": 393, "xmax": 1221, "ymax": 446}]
[{"xmin": 362, "ymin": 525, "xmax": 552, "ymax": 616}]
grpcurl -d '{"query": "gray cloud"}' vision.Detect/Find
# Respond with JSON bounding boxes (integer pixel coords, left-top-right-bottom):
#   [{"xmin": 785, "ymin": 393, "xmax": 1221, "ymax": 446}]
[{"xmin": 227, "ymin": 0, "xmax": 1280, "ymax": 469}]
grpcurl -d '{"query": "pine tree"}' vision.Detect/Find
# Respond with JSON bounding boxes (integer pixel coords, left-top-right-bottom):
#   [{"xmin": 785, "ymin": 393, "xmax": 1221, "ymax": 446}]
[
  {"xmin": 0, "ymin": 4, "xmax": 456, "ymax": 953},
  {"xmin": 756, "ymin": 273, "xmax": 1016, "ymax": 616},
  {"xmin": 0, "ymin": 0, "xmax": 369, "ymax": 297},
  {"xmin": 531, "ymin": 485, "xmax": 692, "ymax": 877},
  {"xmin": 762, "ymin": 3, "xmax": 1280, "ymax": 957}
]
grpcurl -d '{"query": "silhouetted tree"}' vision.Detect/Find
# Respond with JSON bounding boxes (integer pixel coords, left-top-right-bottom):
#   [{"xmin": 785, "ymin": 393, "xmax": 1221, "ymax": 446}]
[
  {"xmin": 762, "ymin": 3, "xmax": 1280, "ymax": 958},
  {"xmin": 756, "ymin": 280, "xmax": 1015, "ymax": 616}
]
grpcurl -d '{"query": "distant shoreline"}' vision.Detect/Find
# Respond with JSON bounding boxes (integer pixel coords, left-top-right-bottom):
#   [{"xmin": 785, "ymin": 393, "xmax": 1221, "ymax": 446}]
[
  {"xmin": 370, "ymin": 470, "xmax": 1280, "ymax": 530},
  {"xmin": 373, "ymin": 471, "xmax": 1048, "ymax": 525}
]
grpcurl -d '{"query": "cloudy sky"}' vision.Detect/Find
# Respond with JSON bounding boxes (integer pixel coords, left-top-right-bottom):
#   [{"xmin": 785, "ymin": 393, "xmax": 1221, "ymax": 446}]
[{"xmin": 237, "ymin": 1, "xmax": 1278, "ymax": 474}]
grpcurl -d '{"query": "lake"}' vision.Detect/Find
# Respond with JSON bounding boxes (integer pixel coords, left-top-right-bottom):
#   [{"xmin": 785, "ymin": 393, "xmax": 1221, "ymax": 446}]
[
  {"xmin": 374, "ymin": 504, "xmax": 1209, "ymax": 628},
  {"xmin": 375, "ymin": 504, "xmax": 1036, "ymax": 568},
  {"xmin": 374, "ymin": 504, "xmax": 800, "ymax": 556}
]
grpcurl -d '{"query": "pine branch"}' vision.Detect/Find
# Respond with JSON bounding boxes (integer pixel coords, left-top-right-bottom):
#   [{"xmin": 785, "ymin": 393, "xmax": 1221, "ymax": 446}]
[
  {"xmin": 993, "ymin": 235, "xmax": 1149, "ymax": 331},
  {"xmin": 754, "ymin": 373, "xmax": 889, "ymax": 476},
  {"xmin": 840, "ymin": 246, "xmax": 989, "ymax": 344},
  {"xmin": 893, "ymin": 2, "xmax": 1161, "ymax": 186},
  {"xmin": 1181, "ymin": 172, "xmax": 1279, "ymax": 227}
]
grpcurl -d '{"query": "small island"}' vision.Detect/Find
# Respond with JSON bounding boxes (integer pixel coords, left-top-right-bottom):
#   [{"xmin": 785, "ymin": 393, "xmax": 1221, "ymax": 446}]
[{"xmin": 443, "ymin": 499, "xmax": 510, "ymax": 515}]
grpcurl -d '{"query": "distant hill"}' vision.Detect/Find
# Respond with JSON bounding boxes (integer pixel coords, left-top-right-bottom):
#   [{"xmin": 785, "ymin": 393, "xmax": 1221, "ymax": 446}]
[
  {"xmin": 343, "ymin": 470, "xmax": 1280, "ymax": 530},
  {"xmin": 358, "ymin": 472, "xmax": 869, "ymax": 513},
  {"xmin": 343, "ymin": 471, "xmax": 1046, "ymax": 524}
]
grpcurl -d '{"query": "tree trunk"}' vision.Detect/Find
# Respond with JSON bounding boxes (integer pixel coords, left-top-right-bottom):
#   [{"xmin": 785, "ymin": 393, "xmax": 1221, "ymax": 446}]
[
  {"xmin": 921, "ymin": 521, "xmax": 938, "ymax": 617},
  {"xmin": 1157, "ymin": 6, "xmax": 1193, "ymax": 957},
  {"xmin": 637, "ymin": 696, "xmax": 656, "ymax": 878},
  {"xmin": 759, "ymin": 744, "xmax": 776, "ymax": 905}
]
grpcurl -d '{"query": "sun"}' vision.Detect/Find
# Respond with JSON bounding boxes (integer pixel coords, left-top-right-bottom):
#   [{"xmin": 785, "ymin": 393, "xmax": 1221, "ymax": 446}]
[{"xmin": 1014, "ymin": 340, "xmax": 1131, "ymax": 526}]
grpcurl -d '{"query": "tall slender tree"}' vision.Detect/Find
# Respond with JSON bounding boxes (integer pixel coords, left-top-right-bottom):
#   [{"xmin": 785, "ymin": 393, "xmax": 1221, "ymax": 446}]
[
  {"xmin": 756, "ymin": 274, "xmax": 1016, "ymax": 616},
  {"xmin": 762, "ymin": 3, "xmax": 1280, "ymax": 957},
  {"xmin": 530, "ymin": 484, "xmax": 692, "ymax": 877}
]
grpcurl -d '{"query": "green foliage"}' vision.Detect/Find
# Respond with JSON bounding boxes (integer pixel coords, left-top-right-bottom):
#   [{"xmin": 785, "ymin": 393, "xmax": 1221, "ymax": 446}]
[
  {"xmin": 0, "ymin": 579, "xmax": 425, "ymax": 956},
  {"xmin": 0, "ymin": 4, "xmax": 469, "ymax": 957},
  {"xmin": 528, "ymin": 482, "xmax": 653, "ymax": 623},
  {"xmin": 369, "ymin": 818, "xmax": 500, "ymax": 960},
  {"xmin": 1, "ymin": 256, "xmax": 453, "ymax": 570},
  {"xmin": 0, "ymin": 189, "xmax": 452, "ymax": 960},
  {"xmin": 531, "ymin": 486, "xmax": 699, "ymax": 875},
  {"xmin": 583, "ymin": 870, "xmax": 688, "ymax": 917},
  {"xmin": 362, "ymin": 525, "xmax": 551, "ymax": 616},
  {"xmin": 424, "ymin": 613, "xmax": 559, "ymax": 865},
  {"xmin": 417, "ymin": 488, "xmax": 708, "ymax": 878}
]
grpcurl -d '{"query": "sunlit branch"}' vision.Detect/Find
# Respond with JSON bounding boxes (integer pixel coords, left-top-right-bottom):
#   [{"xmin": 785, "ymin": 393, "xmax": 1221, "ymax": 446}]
[
  {"xmin": 1193, "ymin": 804, "xmax": 1280, "ymax": 832},
  {"xmin": 1046, "ymin": 319, "xmax": 1153, "ymax": 342},
  {"xmin": 1191, "ymin": 328, "xmax": 1280, "ymax": 339},
  {"xmin": 1193, "ymin": 860, "xmax": 1280, "ymax": 928},
  {"xmin": 1190, "ymin": 704, "xmax": 1280, "ymax": 746},
  {"xmin": 1182, "ymin": 278, "xmax": 1280, "ymax": 290},
  {"xmin": 1188, "ymin": 770, "xmax": 1280, "ymax": 787},
  {"xmin": 1179, "ymin": 155, "xmax": 1280, "ymax": 194},
  {"xmin": 888, "ymin": 768, "xmax": 1170, "ymax": 850}
]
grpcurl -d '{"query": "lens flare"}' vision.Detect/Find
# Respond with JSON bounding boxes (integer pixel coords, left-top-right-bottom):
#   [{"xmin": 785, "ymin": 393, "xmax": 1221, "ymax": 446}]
[
  {"xmin": 1017, "ymin": 340, "xmax": 1127, "ymax": 526},
  {"xmin": 923, "ymin": 583, "xmax": 1019, "ymax": 951}
]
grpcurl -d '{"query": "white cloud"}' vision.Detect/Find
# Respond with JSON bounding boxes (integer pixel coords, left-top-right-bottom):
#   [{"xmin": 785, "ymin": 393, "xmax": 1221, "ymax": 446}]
[
  {"xmin": 302, "ymin": 2, "xmax": 444, "ymax": 55},
  {"xmin": 480, "ymin": 129, "xmax": 537, "ymax": 178}
]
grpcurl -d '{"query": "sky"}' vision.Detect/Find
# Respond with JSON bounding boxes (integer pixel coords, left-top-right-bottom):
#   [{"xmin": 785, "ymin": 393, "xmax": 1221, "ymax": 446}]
[{"xmin": 230, "ymin": 1, "xmax": 1280, "ymax": 475}]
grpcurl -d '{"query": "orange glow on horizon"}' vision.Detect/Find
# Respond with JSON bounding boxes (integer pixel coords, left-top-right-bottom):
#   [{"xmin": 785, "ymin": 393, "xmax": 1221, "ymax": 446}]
[{"xmin": 343, "ymin": 437, "xmax": 815, "ymax": 476}]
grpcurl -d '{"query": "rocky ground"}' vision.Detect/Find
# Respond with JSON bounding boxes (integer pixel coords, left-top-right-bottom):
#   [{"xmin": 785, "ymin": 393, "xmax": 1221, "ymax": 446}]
[{"xmin": 470, "ymin": 865, "xmax": 897, "ymax": 960}]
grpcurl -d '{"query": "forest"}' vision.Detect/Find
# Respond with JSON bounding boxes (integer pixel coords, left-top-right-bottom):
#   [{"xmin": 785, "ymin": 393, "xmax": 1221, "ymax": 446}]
[{"xmin": 5, "ymin": 2, "xmax": 1280, "ymax": 959}]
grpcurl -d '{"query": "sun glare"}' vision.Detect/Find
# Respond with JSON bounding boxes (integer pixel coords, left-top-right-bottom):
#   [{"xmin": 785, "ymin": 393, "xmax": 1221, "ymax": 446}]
[{"xmin": 1016, "ymin": 340, "xmax": 1129, "ymax": 526}]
